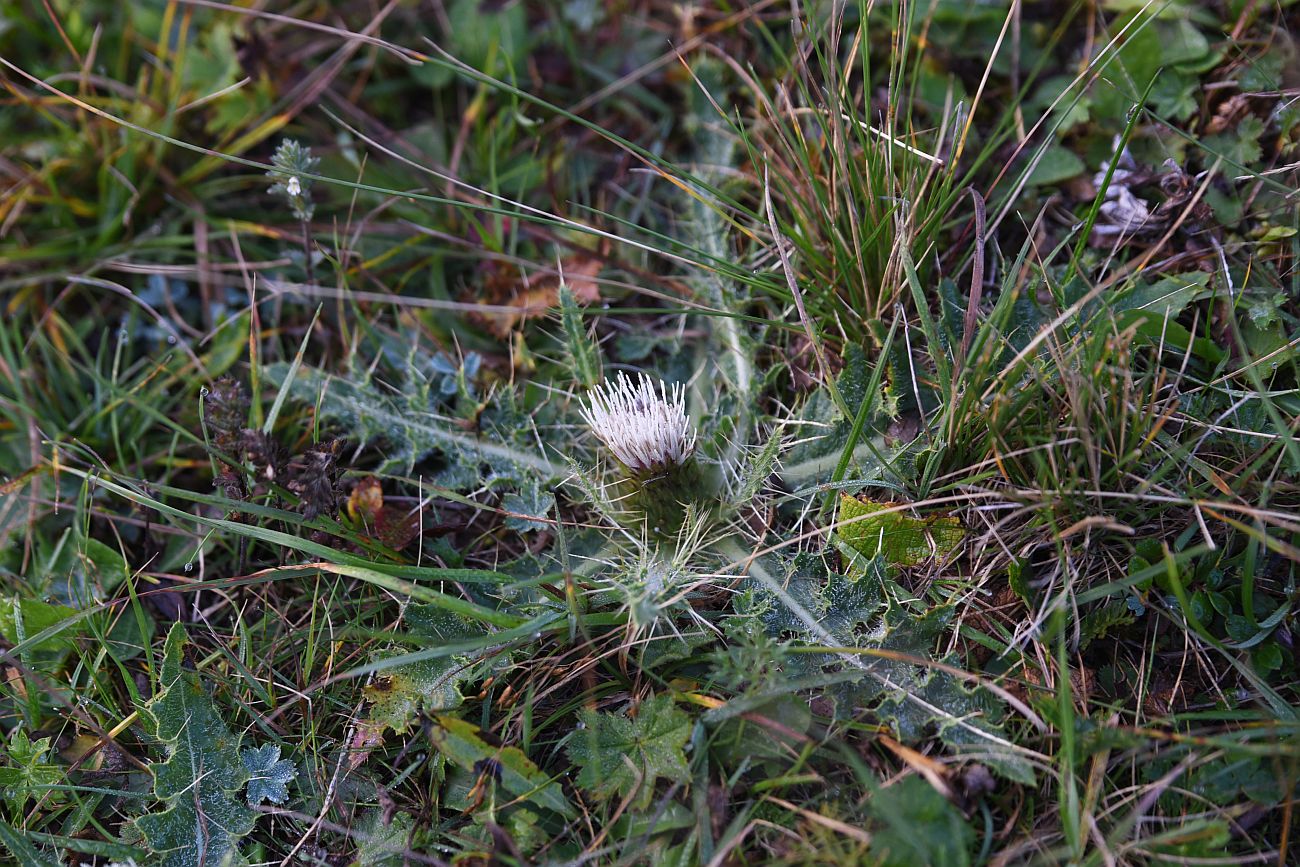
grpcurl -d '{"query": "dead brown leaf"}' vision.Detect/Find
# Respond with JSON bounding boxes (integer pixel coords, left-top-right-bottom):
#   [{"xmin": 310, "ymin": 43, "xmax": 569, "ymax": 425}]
[
  {"xmin": 347, "ymin": 477, "xmax": 421, "ymax": 550},
  {"xmin": 1204, "ymin": 93, "xmax": 1252, "ymax": 135},
  {"xmin": 473, "ymin": 255, "xmax": 602, "ymax": 338}
]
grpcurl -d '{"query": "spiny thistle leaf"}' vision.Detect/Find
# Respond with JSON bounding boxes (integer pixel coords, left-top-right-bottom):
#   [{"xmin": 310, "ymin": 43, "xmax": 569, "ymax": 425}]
[
  {"xmin": 731, "ymin": 431, "xmax": 783, "ymax": 507},
  {"xmin": 747, "ymin": 552, "xmax": 885, "ymax": 657},
  {"xmin": 739, "ymin": 554, "xmax": 1033, "ymax": 783},
  {"xmin": 134, "ymin": 623, "xmax": 255, "ymax": 867},
  {"xmin": 265, "ymin": 362, "xmax": 556, "ymax": 482},
  {"xmin": 836, "ymin": 494, "xmax": 965, "ymax": 566},
  {"xmin": 736, "ymin": 552, "xmax": 885, "ymax": 682},
  {"xmin": 566, "ymin": 693, "xmax": 692, "ymax": 810},
  {"xmin": 560, "ymin": 285, "xmax": 602, "ymax": 388},
  {"xmin": 681, "ymin": 91, "xmax": 758, "ymax": 458},
  {"xmin": 848, "ymin": 605, "xmax": 1033, "ymax": 783},
  {"xmin": 241, "ymin": 745, "xmax": 296, "ymax": 806}
]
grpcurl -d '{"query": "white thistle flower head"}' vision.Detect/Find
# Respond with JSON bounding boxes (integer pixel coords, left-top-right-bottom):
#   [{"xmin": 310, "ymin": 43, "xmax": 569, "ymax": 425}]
[{"xmin": 581, "ymin": 373, "xmax": 696, "ymax": 474}]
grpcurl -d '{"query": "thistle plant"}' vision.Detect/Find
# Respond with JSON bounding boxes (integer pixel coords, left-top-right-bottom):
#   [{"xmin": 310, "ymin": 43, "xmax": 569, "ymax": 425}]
[{"xmin": 581, "ymin": 372, "xmax": 719, "ymax": 539}]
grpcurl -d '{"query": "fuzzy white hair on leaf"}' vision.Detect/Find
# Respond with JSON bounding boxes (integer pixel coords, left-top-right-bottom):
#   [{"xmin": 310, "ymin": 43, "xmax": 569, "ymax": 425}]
[{"xmin": 581, "ymin": 373, "xmax": 696, "ymax": 473}]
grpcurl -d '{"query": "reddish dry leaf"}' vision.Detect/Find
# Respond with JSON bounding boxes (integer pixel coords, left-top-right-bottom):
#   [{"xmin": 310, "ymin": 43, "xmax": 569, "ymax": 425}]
[
  {"xmin": 1204, "ymin": 93, "xmax": 1252, "ymax": 135},
  {"xmin": 347, "ymin": 477, "xmax": 421, "ymax": 550},
  {"xmin": 474, "ymin": 255, "xmax": 602, "ymax": 338},
  {"xmin": 347, "ymin": 720, "xmax": 388, "ymax": 771}
]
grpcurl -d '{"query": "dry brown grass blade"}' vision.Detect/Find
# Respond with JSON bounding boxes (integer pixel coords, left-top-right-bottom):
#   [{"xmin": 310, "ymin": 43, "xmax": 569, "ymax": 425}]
[
  {"xmin": 762, "ymin": 795, "xmax": 874, "ymax": 845},
  {"xmin": 958, "ymin": 187, "xmax": 987, "ymax": 370},
  {"xmin": 878, "ymin": 735, "xmax": 954, "ymax": 799}
]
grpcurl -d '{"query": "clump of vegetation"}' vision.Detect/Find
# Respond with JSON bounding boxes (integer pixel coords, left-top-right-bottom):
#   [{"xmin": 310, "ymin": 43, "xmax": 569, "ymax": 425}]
[{"xmin": 1, "ymin": 0, "xmax": 1297, "ymax": 864}]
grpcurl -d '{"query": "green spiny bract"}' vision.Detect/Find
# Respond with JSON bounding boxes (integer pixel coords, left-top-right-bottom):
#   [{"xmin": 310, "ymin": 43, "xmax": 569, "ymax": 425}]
[{"xmin": 605, "ymin": 454, "xmax": 720, "ymax": 540}]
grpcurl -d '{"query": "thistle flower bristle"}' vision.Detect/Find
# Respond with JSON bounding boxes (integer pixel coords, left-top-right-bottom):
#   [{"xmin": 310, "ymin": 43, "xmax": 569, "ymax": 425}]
[{"xmin": 581, "ymin": 373, "xmax": 696, "ymax": 474}]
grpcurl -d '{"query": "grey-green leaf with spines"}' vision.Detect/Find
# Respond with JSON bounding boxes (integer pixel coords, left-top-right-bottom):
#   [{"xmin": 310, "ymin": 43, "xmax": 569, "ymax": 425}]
[
  {"xmin": 264, "ymin": 361, "xmax": 558, "ymax": 483},
  {"xmin": 134, "ymin": 623, "xmax": 255, "ymax": 867},
  {"xmin": 560, "ymin": 285, "xmax": 602, "ymax": 388},
  {"xmin": 737, "ymin": 553, "xmax": 1034, "ymax": 783}
]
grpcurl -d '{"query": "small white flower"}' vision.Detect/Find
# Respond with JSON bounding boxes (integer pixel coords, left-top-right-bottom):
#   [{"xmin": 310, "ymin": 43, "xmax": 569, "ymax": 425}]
[
  {"xmin": 581, "ymin": 373, "xmax": 696, "ymax": 473},
  {"xmin": 285, "ymin": 175, "xmax": 302, "ymax": 197}
]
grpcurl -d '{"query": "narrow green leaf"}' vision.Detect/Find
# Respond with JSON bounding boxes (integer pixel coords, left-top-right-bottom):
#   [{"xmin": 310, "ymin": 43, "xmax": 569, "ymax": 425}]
[
  {"xmin": 262, "ymin": 304, "xmax": 321, "ymax": 435},
  {"xmin": 560, "ymin": 285, "xmax": 601, "ymax": 387}
]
